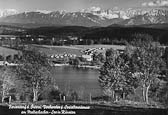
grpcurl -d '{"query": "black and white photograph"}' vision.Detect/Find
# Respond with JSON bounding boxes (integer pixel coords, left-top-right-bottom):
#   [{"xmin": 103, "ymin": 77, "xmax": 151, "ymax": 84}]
[{"xmin": 0, "ymin": 0, "xmax": 168, "ymax": 115}]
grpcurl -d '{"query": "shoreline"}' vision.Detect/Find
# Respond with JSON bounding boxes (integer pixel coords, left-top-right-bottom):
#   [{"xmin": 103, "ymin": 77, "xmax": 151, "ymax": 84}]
[
  {"xmin": 77, "ymin": 65, "xmax": 100, "ymax": 69},
  {"xmin": 51, "ymin": 64, "xmax": 100, "ymax": 69}
]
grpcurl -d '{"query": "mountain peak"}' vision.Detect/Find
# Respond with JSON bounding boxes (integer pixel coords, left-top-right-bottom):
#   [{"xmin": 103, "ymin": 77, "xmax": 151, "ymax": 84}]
[
  {"xmin": 36, "ymin": 10, "xmax": 52, "ymax": 14},
  {"xmin": 0, "ymin": 9, "xmax": 19, "ymax": 17},
  {"xmin": 81, "ymin": 6, "xmax": 102, "ymax": 13},
  {"xmin": 89, "ymin": 6, "xmax": 101, "ymax": 12}
]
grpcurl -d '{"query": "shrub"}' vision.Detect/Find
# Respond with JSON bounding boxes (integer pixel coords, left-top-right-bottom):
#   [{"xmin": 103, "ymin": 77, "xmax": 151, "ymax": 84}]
[{"xmin": 40, "ymin": 85, "xmax": 61, "ymax": 102}]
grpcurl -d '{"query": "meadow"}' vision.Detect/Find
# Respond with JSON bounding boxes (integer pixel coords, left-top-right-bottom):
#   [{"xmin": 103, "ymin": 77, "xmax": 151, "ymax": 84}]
[
  {"xmin": 0, "ymin": 46, "xmax": 20, "ymax": 57},
  {"xmin": 31, "ymin": 44, "xmax": 125, "ymax": 56}
]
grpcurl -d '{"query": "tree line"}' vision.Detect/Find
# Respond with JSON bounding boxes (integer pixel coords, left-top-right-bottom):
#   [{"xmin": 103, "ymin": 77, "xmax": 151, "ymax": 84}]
[{"xmin": 23, "ymin": 26, "xmax": 168, "ymax": 45}]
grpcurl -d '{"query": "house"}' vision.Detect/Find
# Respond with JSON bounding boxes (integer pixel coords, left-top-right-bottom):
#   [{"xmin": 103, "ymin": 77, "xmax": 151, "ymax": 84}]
[
  {"xmin": 81, "ymin": 55, "xmax": 93, "ymax": 61},
  {"xmin": 68, "ymin": 36, "xmax": 78, "ymax": 41}
]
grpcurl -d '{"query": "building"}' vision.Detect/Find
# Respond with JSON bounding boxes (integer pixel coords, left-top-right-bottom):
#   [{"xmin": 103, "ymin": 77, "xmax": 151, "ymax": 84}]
[{"xmin": 81, "ymin": 55, "xmax": 93, "ymax": 62}]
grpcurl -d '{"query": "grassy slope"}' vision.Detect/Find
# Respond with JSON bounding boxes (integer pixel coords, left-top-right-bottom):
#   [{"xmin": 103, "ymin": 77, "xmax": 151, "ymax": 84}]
[{"xmin": 0, "ymin": 46, "xmax": 20, "ymax": 57}]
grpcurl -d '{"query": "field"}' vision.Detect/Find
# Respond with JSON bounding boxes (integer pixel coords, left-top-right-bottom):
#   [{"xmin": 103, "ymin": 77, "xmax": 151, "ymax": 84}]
[
  {"xmin": 0, "ymin": 46, "xmax": 20, "ymax": 57},
  {"xmin": 73, "ymin": 45, "xmax": 125, "ymax": 50},
  {"xmin": 31, "ymin": 44, "xmax": 126, "ymax": 56}
]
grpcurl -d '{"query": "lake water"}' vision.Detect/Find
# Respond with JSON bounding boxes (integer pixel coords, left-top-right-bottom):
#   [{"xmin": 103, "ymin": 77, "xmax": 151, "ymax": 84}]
[{"xmin": 51, "ymin": 66, "xmax": 102, "ymax": 99}]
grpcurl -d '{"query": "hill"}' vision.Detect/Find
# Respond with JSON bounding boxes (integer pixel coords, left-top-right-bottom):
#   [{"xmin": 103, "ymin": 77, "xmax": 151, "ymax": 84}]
[{"xmin": 25, "ymin": 26, "xmax": 168, "ymax": 45}]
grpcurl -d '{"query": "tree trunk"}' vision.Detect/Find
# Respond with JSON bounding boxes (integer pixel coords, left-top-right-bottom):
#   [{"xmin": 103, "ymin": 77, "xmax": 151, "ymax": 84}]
[
  {"xmin": 1, "ymin": 86, "xmax": 5, "ymax": 103},
  {"xmin": 115, "ymin": 94, "xmax": 118, "ymax": 102},
  {"xmin": 1, "ymin": 96, "xmax": 4, "ymax": 103},
  {"xmin": 142, "ymin": 85, "xmax": 146, "ymax": 102},
  {"xmin": 89, "ymin": 93, "xmax": 92, "ymax": 103},
  {"xmin": 33, "ymin": 88, "xmax": 38, "ymax": 102},
  {"xmin": 145, "ymin": 85, "xmax": 150, "ymax": 104},
  {"xmin": 123, "ymin": 93, "xmax": 126, "ymax": 100},
  {"xmin": 112, "ymin": 90, "xmax": 115, "ymax": 99}
]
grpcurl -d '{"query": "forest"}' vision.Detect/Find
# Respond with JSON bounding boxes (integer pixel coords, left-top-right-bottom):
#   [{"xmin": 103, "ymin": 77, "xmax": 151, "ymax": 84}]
[
  {"xmin": 24, "ymin": 25, "xmax": 168, "ymax": 45},
  {"xmin": 1, "ymin": 24, "xmax": 168, "ymax": 45}
]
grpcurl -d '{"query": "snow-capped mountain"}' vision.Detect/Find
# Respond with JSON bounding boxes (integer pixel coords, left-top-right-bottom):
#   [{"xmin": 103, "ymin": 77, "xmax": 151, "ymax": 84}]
[
  {"xmin": 0, "ymin": 9, "xmax": 124, "ymax": 27},
  {"xmin": 81, "ymin": 7, "xmax": 152, "ymax": 20},
  {"xmin": 0, "ymin": 9, "xmax": 19, "ymax": 17},
  {"xmin": 0, "ymin": 7, "xmax": 168, "ymax": 27},
  {"xmin": 120, "ymin": 8, "xmax": 168, "ymax": 25},
  {"xmin": 81, "ymin": 7, "xmax": 126, "ymax": 19}
]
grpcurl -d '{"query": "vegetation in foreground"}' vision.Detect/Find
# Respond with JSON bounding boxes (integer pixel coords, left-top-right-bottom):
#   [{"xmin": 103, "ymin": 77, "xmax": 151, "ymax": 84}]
[
  {"xmin": 99, "ymin": 37, "xmax": 168, "ymax": 107},
  {"xmin": 0, "ymin": 36, "xmax": 168, "ymax": 109}
]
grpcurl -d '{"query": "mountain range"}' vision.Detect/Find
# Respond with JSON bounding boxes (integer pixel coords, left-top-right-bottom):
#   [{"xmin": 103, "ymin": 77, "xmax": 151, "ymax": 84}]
[{"xmin": 0, "ymin": 7, "xmax": 168, "ymax": 27}]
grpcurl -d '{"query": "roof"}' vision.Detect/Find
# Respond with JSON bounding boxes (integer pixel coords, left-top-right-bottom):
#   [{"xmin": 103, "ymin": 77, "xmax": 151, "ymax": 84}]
[{"xmin": 82, "ymin": 55, "xmax": 92, "ymax": 58}]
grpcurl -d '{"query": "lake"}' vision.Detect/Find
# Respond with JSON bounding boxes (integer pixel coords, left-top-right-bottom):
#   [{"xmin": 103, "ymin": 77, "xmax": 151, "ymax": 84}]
[{"xmin": 51, "ymin": 66, "xmax": 102, "ymax": 99}]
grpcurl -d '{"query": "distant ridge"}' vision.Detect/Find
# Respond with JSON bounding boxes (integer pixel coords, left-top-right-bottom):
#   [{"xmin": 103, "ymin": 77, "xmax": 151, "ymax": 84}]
[{"xmin": 1, "ymin": 7, "xmax": 168, "ymax": 27}]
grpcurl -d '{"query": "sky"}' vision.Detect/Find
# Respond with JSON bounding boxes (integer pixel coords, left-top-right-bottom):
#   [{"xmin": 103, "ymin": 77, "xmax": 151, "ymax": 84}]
[{"xmin": 0, "ymin": 0, "xmax": 168, "ymax": 12}]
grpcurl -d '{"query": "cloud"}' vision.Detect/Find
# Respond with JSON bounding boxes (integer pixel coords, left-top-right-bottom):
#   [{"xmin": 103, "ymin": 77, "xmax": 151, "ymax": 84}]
[{"xmin": 142, "ymin": 0, "xmax": 168, "ymax": 7}]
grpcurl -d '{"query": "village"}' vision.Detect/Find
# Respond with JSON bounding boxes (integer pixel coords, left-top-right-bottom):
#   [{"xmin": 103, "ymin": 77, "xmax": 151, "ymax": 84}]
[{"xmin": 0, "ymin": 34, "xmax": 126, "ymax": 68}]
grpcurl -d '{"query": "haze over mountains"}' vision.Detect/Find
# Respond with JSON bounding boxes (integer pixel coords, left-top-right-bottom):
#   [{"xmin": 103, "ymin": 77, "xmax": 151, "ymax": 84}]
[{"xmin": 0, "ymin": 6, "xmax": 168, "ymax": 27}]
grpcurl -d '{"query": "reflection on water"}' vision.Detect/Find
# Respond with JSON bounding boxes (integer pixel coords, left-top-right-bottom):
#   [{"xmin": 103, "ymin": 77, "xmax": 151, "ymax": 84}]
[{"xmin": 51, "ymin": 66, "xmax": 102, "ymax": 98}]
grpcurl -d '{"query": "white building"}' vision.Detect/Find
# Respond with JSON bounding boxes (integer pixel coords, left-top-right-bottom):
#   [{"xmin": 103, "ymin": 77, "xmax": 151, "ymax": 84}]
[{"xmin": 81, "ymin": 55, "xmax": 93, "ymax": 61}]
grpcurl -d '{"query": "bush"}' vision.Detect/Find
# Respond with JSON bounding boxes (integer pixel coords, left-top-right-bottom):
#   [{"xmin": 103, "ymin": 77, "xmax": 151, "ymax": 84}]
[
  {"xmin": 40, "ymin": 85, "xmax": 61, "ymax": 102},
  {"xmin": 92, "ymin": 96, "xmax": 111, "ymax": 101},
  {"xmin": 71, "ymin": 91, "xmax": 78, "ymax": 101},
  {"xmin": 127, "ymin": 93, "xmax": 142, "ymax": 102}
]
